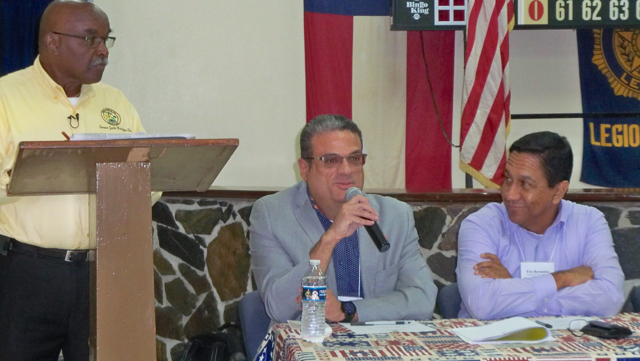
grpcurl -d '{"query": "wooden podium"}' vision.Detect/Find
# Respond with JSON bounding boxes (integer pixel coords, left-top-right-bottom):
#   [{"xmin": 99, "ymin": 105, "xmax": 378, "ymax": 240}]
[{"xmin": 7, "ymin": 138, "xmax": 238, "ymax": 361}]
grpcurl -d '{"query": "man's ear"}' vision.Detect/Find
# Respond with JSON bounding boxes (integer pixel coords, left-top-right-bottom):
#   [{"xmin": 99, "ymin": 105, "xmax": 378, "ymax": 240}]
[
  {"xmin": 298, "ymin": 158, "xmax": 309, "ymax": 182},
  {"xmin": 44, "ymin": 33, "xmax": 60, "ymax": 54},
  {"xmin": 552, "ymin": 180, "xmax": 569, "ymax": 204}
]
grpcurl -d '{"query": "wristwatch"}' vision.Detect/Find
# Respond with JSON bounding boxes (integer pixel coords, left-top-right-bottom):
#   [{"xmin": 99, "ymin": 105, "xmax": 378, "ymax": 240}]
[{"xmin": 340, "ymin": 301, "xmax": 357, "ymax": 323}]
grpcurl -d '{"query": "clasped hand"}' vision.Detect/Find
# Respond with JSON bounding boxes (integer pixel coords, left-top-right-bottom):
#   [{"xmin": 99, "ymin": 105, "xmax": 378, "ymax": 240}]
[
  {"xmin": 474, "ymin": 253, "xmax": 512, "ymax": 279},
  {"xmin": 325, "ymin": 194, "xmax": 379, "ymax": 243},
  {"xmin": 552, "ymin": 266, "xmax": 593, "ymax": 290}
]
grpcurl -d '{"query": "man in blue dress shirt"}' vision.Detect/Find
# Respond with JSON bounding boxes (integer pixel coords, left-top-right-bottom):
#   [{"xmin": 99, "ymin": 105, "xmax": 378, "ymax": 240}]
[{"xmin": 456, "ymin": 131, "xmax": 624, "ymax": 320}]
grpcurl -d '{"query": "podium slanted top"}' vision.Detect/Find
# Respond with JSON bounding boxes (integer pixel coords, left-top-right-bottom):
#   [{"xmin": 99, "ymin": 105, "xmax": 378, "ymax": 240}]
[{"xmin": 7, "ymin": 138, "xmax": 238, "ymax": 195}]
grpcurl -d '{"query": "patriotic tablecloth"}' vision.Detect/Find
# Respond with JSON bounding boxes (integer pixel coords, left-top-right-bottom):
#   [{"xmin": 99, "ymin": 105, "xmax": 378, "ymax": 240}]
[{"xmin": 254, "ymin": 313, "xmax": 640, "ymax": 361}]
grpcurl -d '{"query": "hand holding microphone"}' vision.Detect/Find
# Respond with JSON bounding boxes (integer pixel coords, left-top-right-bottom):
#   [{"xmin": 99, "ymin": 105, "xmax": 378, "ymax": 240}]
[{"xmin": 345, "ymin": 187, "xmax": 390, "ymax": 253}]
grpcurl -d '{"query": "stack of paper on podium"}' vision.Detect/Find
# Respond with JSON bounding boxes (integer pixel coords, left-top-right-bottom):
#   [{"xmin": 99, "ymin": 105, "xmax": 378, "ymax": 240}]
[
  {"xmin": 69, "ymin": 132, "xmax": 195, "ymax": 140},
  {"xmin": 452, "ymin": 317, "xmax": 553, "ymax": 344}
]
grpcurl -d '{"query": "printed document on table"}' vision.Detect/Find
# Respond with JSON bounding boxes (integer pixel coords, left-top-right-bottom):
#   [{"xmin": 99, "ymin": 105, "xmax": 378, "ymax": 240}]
[
  {"xmin": 451, "ymin": 317, "xmax": 553, "ymax": 344},
  {"xmin": 343, "ymin": 321, "xmax": 435, "ymax": 335}
]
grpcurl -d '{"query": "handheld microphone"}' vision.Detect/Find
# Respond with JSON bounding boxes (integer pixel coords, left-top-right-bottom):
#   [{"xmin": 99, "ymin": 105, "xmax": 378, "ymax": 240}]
[{"xmin": 345, "ymin": 187, "xmax": 390, "ymax": 253}]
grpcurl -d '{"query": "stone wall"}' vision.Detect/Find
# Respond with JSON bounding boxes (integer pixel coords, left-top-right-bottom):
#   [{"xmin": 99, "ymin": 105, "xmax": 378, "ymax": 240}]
[{"xmin": 152, "ymin": 195, "xmax": 640, "ymax": 361}]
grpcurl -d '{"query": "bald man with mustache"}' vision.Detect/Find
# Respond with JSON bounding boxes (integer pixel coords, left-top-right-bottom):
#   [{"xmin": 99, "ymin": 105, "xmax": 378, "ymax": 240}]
[{"xmin": 0, "ymin": 1, "xmax": 154, "ymax": 359}]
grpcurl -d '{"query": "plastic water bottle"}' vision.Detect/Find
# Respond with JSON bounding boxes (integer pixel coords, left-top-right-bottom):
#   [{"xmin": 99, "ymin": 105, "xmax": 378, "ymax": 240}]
[{"xmin": 301, "ymin": 259, "xmax": 326, "ymax": 338}]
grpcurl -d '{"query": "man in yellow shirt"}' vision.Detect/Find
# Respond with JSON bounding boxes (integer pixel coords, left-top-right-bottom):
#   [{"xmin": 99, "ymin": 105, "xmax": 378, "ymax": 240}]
[{"xmin": 0, "ymin": 1, "xmax": 155, "ymax": 360}]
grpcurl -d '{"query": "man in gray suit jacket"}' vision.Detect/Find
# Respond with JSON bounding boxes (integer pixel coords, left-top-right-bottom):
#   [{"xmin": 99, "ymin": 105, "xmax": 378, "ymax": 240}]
[{"xmin": 249, "ymin": 114, "xmax": 437, "ymax": 324}]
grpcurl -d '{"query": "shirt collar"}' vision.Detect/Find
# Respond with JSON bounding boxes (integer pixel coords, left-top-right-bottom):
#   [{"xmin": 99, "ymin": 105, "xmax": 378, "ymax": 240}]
[
  {"xmin": 306, "ymin": 185, "xmax": 329, "ymax": 222},
  {"xmin": 33, "ymin": 56, "xmax": 95, "ymax": 101},
  {"xmin": 549, "ymin": 199, "xmax": 567, "ymax": 229},
  {"xmin": 513, "ymin": 199, "xmax": 566, "ymax": 236}
]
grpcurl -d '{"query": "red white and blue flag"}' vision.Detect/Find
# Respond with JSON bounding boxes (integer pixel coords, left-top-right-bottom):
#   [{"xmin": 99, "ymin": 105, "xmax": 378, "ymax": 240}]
[
  {"xmin": 459, "ymin": 0, "xmax": 514, "ymax": 188},
  {"xmin": 305, "ymin": 0, "xmax": 456, "ymax": 191}
]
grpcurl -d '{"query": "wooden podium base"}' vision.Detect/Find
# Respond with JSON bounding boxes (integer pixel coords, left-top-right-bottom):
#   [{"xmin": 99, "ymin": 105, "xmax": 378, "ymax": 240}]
[{"xmin": 90, "ymin": 162, "xmax": 155, "ymax": 361}]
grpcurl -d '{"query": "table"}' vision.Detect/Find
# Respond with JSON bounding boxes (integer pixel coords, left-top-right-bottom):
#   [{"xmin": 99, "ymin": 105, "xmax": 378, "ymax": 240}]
[{"xmin": 255, "ymin": 313, "xmax": 640, "ymax": 361}]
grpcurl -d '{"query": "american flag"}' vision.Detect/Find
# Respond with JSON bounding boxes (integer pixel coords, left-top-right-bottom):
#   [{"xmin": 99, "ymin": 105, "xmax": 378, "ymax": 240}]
[{"xmin": 459, "ymin": 0, "xmax": 514, "ymax": 188}]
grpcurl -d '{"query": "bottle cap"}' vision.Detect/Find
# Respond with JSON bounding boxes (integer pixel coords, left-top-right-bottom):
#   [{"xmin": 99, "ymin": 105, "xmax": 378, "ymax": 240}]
[{"xmin": 309, "ymin": 259, "xmax": 320, "ymax": 266}]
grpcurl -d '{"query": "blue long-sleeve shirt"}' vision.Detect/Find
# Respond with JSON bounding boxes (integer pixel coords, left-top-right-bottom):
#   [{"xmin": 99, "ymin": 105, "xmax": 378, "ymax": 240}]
[{"xmin": 456, "ymin": 200, "xmax": 625, "ymax": 320}]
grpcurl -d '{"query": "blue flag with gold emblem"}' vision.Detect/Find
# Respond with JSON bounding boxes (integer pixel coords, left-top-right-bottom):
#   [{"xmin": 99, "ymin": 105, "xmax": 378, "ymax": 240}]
[{"xmin": 577, "ymin": 29, "xmax": 640, "ymax": 187}]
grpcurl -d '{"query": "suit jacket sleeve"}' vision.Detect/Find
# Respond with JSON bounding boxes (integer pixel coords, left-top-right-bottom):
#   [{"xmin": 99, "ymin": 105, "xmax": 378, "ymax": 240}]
[
  {"xmin": 249, "ymin": 197, "xmax": 308, "ymax": 323},
  {"xmin": 354, "ymin": 201, "xmax": 437, "ymax": 321}
]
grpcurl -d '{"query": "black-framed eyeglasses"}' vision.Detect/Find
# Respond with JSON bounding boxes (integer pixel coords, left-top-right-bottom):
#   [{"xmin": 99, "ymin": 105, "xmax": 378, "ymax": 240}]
[
  {"xmin": 53, "ymin": 32, "xmax": 116, "ymax": 49},
  {"xmin": 304, "ymin": 153, "xmax": 367, "ymax": 168}
]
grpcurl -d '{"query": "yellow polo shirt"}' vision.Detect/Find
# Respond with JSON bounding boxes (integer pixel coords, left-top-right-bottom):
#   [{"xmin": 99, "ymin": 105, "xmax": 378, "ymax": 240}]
[{"xmin": 0, "ymin": 57, "xmax": 154, "ymax": 250}]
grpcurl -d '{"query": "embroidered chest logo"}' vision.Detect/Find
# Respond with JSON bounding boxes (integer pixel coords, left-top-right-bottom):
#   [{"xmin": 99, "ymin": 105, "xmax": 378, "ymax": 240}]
[
  {"xmin": 101, "ymin": 108, "xmax": 121, "ymax": 126},
  {"xmin": 593, "ymin": 29, "xmax": 640, "ymax": 100}
]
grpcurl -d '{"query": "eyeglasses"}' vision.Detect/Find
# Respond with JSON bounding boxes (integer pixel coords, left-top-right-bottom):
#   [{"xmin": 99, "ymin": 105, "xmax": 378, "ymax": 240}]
[
  {"xmin": 304, "ymin": 153, "xmax": 367, "ymax": 168},
  {"xmin": 568, "ymin": 319, "xmax": 589, "ymax": 337},
  {"xmin": 53, "ymin": 32, "xmax": 116, "ymax": 49}
]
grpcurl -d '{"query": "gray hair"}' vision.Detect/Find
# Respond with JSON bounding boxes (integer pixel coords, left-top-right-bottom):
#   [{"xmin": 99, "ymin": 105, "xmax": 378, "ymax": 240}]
[{"xmin": 300, "ymin": 114, "xmax": 363, "ymax": 159}]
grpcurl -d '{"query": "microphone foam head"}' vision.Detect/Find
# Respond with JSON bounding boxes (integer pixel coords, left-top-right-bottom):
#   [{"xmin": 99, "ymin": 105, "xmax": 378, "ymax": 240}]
[{"xmin": 345, "ymin": 187, "xmax": 363, "ymax": 201}]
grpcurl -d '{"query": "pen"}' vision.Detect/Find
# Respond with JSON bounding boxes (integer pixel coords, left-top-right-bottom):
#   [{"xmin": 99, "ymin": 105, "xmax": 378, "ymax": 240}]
[
  {"xmin": 62, "ymin": 131, "xmax": 70, "ymax": 141},
  {"xmin": 351, "ymin": 321, "xmax": 410, "ymax": 326},
  {"xmin": 535, "ymin": 320, "xmax": 553, "ymax": 329}
]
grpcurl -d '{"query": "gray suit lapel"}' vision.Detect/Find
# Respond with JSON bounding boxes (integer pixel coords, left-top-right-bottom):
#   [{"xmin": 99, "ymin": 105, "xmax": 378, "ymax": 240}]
[
  {"xmin": 292, "ymin": 182, "xmax": 338, "ymax": 288},
  {"xmin": 293, "ymin": 183, "xmax": 325, "ymax": 248}
]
